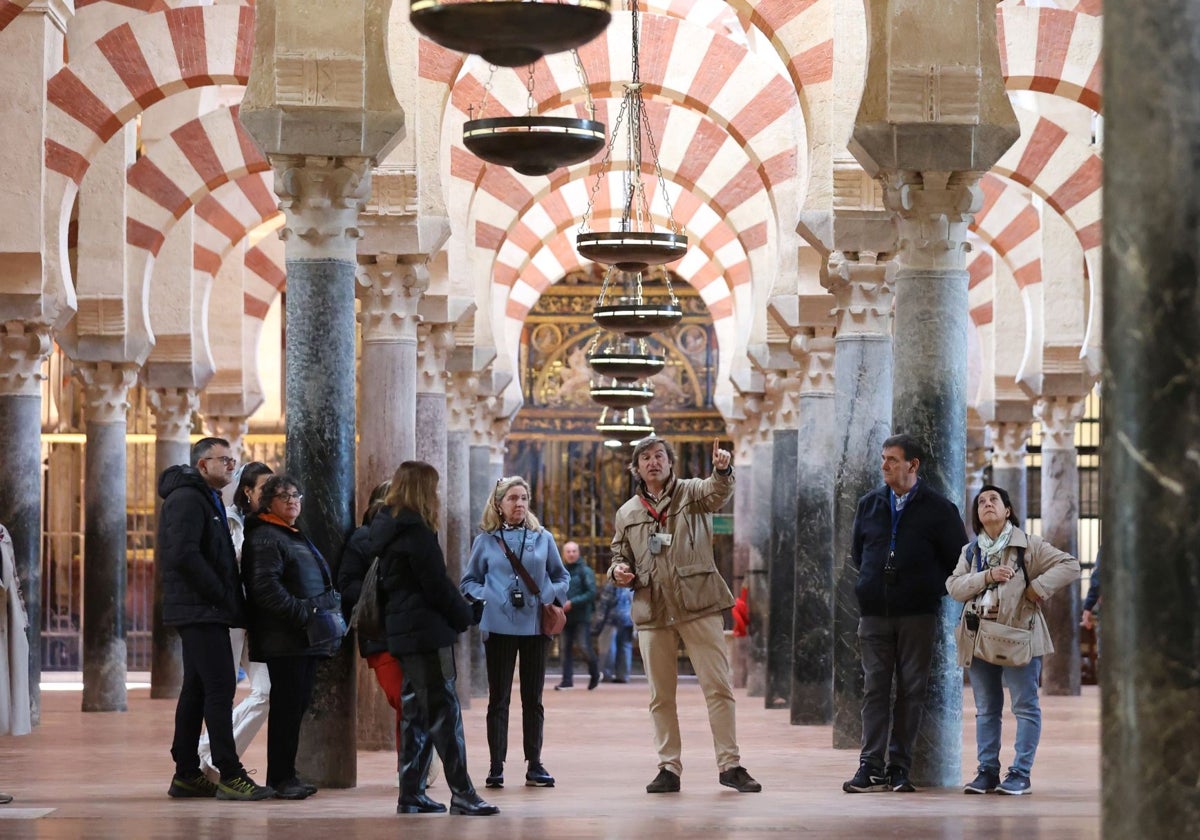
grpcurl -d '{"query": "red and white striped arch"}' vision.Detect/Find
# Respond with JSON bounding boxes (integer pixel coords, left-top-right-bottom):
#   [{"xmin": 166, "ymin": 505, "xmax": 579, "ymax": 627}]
[
  {"xmin": 970, "ymin": 174, "xmax": 1042, "ymax": 291},
  {"xmin": 192, "ymin": 173, "xmax": 280, "ymax": 282},
  {"xmin": 0, "ymin": 0, "xmax": 30, "ymax": 32},
  {"xmin": 44, "ymin": 5, "xmax": 254, "ymax": 298},
  {"xmin": 244, "ymin": 238, "xmax": 286, "ymax": 322},
  {"xmin": 967, "ymin": 250, "xmax": 995, "ymax": 328},
  {"xmin": 998, "ymin": 5, "xmax": 1102, "ymax": 113}
]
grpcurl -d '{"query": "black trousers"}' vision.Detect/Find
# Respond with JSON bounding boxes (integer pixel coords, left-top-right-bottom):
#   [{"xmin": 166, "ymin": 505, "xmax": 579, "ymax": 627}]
[
  {"xmin": 264, "ymin": 655, "xmax": 318, "ymax": 787},
  {"xmin": 560, "ymin": 620, "xmax": 598, "ymax": 686},
  {"xmin": 483, "ymin": 633, "xmax": 548, "ymax": 766},
  {"xmin": 171, "ymin": 623, "xmax": 243, "ymax": 780},
  {"xmin": 398, "ymin": 647, "xmax": 475, "ymax": 798}
]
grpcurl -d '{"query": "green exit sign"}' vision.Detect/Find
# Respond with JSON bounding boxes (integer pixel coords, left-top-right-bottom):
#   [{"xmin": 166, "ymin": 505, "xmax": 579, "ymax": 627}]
[{"xmin": 712, "ymin": 513, "xmax": 733, "ymax": 535}]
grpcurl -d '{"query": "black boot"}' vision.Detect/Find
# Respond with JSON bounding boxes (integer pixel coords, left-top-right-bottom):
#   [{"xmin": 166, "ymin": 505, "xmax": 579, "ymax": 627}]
[
  {"xmin": 397, "ymin": 792, "xmax": 447, "ymax": 814},
  {"xmin": 449, "ymin": 790, "xmax": 499, "ymax": 816}
]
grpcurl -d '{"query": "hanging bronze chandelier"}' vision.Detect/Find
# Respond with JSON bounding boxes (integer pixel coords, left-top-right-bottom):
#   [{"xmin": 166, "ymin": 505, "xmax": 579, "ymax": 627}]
[
  {"xmin": 590, "ymin": 264, "xmax": 682, "ymax": 337},
  {"xmin": 411, "ymin": 0, "xmax": 612, "ymax": 68},
  {"xmin": 586, "ymin": 333, "xmax": 665, "ymax": 381},
  {"xmin": 575, "ymin": 0, "xmax": 686, "ymax": 272},
  {"xmin": 463, "ymin": 53, "xmax": 606, "ymax": 177},
  {"xmin": 596, "ymin": 405, "xmax": 655, "ymax": 445}
]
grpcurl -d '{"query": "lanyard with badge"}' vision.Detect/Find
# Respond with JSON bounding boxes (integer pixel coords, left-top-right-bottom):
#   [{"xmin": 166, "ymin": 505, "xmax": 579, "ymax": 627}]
[{"xmin": 639, "ymin": 496, "xmax": 672, "ymax": 555}]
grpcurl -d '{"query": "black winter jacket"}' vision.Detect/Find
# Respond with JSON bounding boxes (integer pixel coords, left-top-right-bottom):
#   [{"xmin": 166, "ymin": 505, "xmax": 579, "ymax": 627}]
[
  {"xmin": 242, "ymin": 515, "xmax": 338, "ymax": 659},
  {"xmin": 367, "ymin": 509, "xmax": 474, "ymax": 657},
  {"xmin": 851, "ymin": 480, "xmax": 967, "ymax": 617},
  {"xmin": 157, "ymin": 465, "xmax": 245, "ymax": 628},
  {"xmin": 337, "ymin": 524, "xmax": 388, "ymax": 658}
]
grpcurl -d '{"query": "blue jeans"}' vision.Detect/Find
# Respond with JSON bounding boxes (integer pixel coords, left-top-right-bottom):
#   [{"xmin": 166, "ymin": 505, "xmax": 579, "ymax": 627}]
[
  {"xmin": 604, "ymin": 625, "xmax": 634, "ymax": 679},
  {"xmin": 968, "ymin": 655, "xmax": 1043, "ymax": 777}
]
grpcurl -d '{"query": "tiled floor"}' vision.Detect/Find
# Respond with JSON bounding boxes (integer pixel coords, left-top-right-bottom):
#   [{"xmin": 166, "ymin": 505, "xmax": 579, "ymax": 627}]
[{"xmin": 0, "ymin": 676, "xmax": 1100, "ymax": 839}]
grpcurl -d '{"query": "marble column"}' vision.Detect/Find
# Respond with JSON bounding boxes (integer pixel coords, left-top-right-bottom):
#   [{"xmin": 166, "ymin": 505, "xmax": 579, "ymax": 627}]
[
  {"xmin": 356, "ymin": 254, "xmax": 425, "ymax": 493},
  {"xmin": 416, "ymin": 322, "xmax": 453, "ymax": 497},
  {"xmin": 745, "ymin": 439, "xmax": 773, "ymax": 697},
  {"xmin": 730, "ymin": 430, "xmax": 756, "ymax": 689},
  {"xmin": 1103, "ymin": 6, "xmax": 1200, "ymax": 834},
  {"xmin": 467, "ymin": 411, "xmax": 505, "ymax": 698},
  {"xmin": 0, "ymin": 321, "xmax": 53, "ymax": 723},
  {"xmin": 147, "ymin": 387, "xmax": 198, "ymax": 700},
  {"xmin": 791, "ymin": 339, "xmax": 836, "ymax": 725},
  {"xmin": 76, "ymin": 361, "xmax": 138, "ymax": 712},
  {"xmin": 765, "ymin": 374, "xmax": 800, "ymax": 709},
  {"xmin": 965, "ymin": 418, "xmax": 988, "ymax": 530},
  {"xmin": 1034, "ymin": 395, "xmax": 1086, "ymax": 696},
  {"xmin": 276, "ymin": 154, "xmax": 370, "ymax": 787},
  {"xmin": 446, "ymin": 373, "xmax": 476, "ymax": 708},
  {"xmin": 987, "ymin": 421, "xmax": 1031, "ymax": 524},
  {"xmin": 825, "ymin": 253, "xmax": 894, "ymax": 749}
]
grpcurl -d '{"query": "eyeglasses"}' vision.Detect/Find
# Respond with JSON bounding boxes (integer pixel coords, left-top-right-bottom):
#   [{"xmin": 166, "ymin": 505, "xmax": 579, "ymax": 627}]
[
  {"xmin": 204, "ymin": 456, "xmax": 237, "ymax": 468},
  {"xmin": 276, "ymin": 492, "xmax": 303, "ymax": 502}
]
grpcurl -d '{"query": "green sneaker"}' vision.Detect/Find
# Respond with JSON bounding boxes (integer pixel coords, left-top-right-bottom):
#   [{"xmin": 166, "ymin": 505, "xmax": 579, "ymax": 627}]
[
  {"xmin": 168, "ymin": 772, "xmax": 219, "ymax": 799},
  {"xmin": 215, "ymin": 773, "xmax": 275, "ymax": 801}
]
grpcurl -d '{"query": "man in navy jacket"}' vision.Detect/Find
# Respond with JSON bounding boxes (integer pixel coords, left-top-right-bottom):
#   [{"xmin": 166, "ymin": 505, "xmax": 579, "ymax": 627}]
[{"xmin": 843, "ymin": 434, "xmax": 967, "ymax": 794}]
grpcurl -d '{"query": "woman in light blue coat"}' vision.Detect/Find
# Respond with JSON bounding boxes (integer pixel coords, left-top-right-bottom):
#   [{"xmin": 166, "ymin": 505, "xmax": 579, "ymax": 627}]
[{"xmin": 461, "ymin": 476, "xmax": 569, "ymax": 791}]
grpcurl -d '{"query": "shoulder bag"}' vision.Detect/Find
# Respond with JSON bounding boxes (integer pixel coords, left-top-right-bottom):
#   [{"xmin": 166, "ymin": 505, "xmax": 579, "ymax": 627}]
[
  {"xmin": 306, "ymin": 590, "xmax": 348, "ymax": 656},
  {"xmin": 349, "ymin": 555, "xmax": 386, "ymax": 641},
  {"xmin": 493, "ymin": 534, "xmax": 566, "ymax": 637},
  {"xmin": 961, "ymin": 545, "xmax": 1034, "ymax": 667}
]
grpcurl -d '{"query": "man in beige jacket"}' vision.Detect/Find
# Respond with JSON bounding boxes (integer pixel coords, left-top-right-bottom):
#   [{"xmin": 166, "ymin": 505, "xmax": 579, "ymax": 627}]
[{"xmin": 609, "ymin": 437, "xmax": 760, "ymax": 795}]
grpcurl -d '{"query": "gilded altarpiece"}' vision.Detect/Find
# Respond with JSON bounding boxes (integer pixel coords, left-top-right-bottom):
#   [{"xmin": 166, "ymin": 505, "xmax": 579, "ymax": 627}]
[{"xmin": 507, "ymin": 267, "xmax": 731, "ymax": 571}]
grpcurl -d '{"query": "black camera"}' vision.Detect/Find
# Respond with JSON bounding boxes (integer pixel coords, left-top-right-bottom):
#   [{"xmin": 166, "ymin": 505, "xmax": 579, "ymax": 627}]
[
  {"xmin": 510, "ymin": 588, "xmax": 526, "ymax": 608},
  {"xmin": 965, "ymin": 611, "xmax": 980, "ymax": 633}
]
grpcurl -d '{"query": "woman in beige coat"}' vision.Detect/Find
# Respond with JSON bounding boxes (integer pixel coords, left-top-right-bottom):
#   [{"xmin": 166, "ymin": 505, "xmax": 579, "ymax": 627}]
[{"xmin": 947, "ymin": 484, "xmax": 1079, "ymax": 797}]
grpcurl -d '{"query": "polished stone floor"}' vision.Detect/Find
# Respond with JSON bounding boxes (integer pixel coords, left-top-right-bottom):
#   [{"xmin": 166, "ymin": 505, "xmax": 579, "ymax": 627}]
[{"xmin": 0, "ymin": 674, "xmax": 1100, "ymax": 839}]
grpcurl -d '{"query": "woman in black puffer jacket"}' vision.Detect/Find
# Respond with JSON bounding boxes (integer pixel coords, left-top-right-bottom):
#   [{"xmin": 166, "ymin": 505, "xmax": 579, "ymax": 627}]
[
  {"xmin": 366, "ymin": 461, "xmax": 497, "ymax": 817},
  {"xmin": 242, "ymin": 474, "xmax": 339, "ymax": 801}
]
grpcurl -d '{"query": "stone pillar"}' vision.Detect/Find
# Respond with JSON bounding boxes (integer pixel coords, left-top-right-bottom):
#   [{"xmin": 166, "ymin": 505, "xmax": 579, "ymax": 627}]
[
  {"xmin": 467, "ymin": 406, "xmax": 506, "ymax": 698},
  {"xmin": 790, "ymin": 337, "xmax": 836, "ymax": 725},
  {"xmin": 356, "ymin": 254, "xmax": 426, "ymax": 497},
  {"xmin": 1103, "ymin": 6, "xmax": 1200, "ymax": 834},
  {"xmin": 965, "ymin": 416, "xmax": 988, "ymax": 528},
  {"xmin": 1034, "ymin": 394, "xmax": 1086, "ymax": 696},
  {"xmin": 747, "ymin": 438, "xmax": 773, "ymax": 698},
  {"xmin": 269, "ymin": 154, "xmax": 369, "ymax": 787},
  {"xmin": 764, "ymin": 374, "xmax": 800, "ymax": 709},
  {"xmin": 826, "ymin": 253, "xmax": 894, "ymax": 749},
  {"xmin": 987, "ymin": 420, "xmax": 1031, "ymax": 524},
  {"xmin": 0, "ymin": 322, "xmax": 53, "ymax": 723},
  {"xmin": 75, "ymin": 361, "xmax": 138, "ymax": 712},
  {"xmin": 446, "ymin": 373, "xmax": 476, "ymax": 708},
  {"xmin": 729, "ymin": 421, "xmax": 758, "ymax": 689},
  {"xmin": 147, "ymin": 387, "xmax": 198, "ymax": 700},
  {"xmin": 415, "ymin": 322, "xmax": 453, "ymax": 495}
]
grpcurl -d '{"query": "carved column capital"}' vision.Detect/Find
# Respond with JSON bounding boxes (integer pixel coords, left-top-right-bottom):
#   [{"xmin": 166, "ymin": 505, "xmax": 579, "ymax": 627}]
[
  {"xmin": 762, "ymin": 371, "xmax": 802, "ymax": 431},
  {"xmin": 790, "ymin": 334, "xmax": 836, "ymax": 396},
  {"xmin": 272, "ymin": 155, "xmax": 373, "ymax": 261},
  {"xmin": 0, "ymin": 321, "xmax": 52, "ymax": 397},
  {"xmin": 730, "ymin": 394, "xmax": 768, "ymax": 462},
  {"xmin": 357, "ymin": 254, "xmax": 429, "ymax": 342},
  {"xmin": 204, "ymin": 415, "xmax": 250, "ymax": 458},
  {"xmin": 825, "ymin": 252, "xmax": 896, "ymax": 337},
  {"xmin": 1035, "ymin": 394, "xmax": 1088, "ymax": 451},
  {"xmin": 988, "ymin": 420, "xmax": 1032, "ymax": 470},
  {"xmin": 417, "ymin": 322, "xmax": 456, "ymax": 395},
  {"xmin": 74, "ymin": 361, "xmax": 138, "ymax": 425},
  {"xmin": 883, "ymin": 170, "xmax": 984, "ymax": 272},
  {"xmin": 447, "ymin": 372, "xmax": 482, "ymax": 432},
  {"xmin": 147, "ymin": 387, "xmax": 198, "ymax": 443}
]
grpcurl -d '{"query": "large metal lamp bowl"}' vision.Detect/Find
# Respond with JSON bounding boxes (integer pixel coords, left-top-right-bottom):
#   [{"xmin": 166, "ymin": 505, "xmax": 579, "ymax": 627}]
[
  {"xmin": 576, "ymin": 231, "xmax": 688, "ymax": 272},
  {"xmin": 587, "ymin": 350, "xmax": 665, "ymax": 382},
  {"xmin": 463, "ymin": 116, "xmax": 606, "ymax": 176}
]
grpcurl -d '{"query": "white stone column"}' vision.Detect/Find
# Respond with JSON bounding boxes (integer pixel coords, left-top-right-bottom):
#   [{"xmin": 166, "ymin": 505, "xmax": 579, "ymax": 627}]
[
  {"xmin": 147, "ymin": 386, "xmax": 198, "ymax": 700},
  {"xmin": 1034, "ymin": 393, "xmax": 1087, "ymax": 696},
  {"xmin": 987, "ymin": 420, "xmax": 1032, "ymax": 524},
  {"xmin": 75, "ymin": 361, "xmax": 138, "ymax": 712},
  {"xmin": 416, "ymin": 322, "xmax": 454, "ymax": 507}
]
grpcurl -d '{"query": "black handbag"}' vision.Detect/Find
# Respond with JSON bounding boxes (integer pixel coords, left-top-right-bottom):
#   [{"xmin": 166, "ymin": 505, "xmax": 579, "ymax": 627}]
[
  {"xmin": 349, "ymin": 556, "xmax": 386, "ymax": 640},
  {"xmin": 306, "ymin": 591, "xmax": 348, "ymax": 655}
]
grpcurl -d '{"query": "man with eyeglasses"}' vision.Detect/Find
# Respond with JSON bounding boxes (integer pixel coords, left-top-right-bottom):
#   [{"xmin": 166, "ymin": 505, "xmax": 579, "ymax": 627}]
[{"xmin": 157, "ymin": 437, "xmax": 274, "ymax": 801}]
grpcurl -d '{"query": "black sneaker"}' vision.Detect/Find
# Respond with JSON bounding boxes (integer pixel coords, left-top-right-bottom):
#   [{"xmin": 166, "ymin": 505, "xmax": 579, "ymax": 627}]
[
  {"xmin": 887, "ymin": 765, "xmax": 916, "ymax": 793},
  {"xmin": 485, "ymin": 764, "xmax": 503, "ymax": 789},
  {"xmin": 645, "ymin": 768, "xmax": 680, "ymax": 793},
  {"xmin": 216, "ymin": 773, "xmax": 275, "ymax": 801},
  {"xmin": 553, "ymin": 684, "xmax": 574, "ymax": 691},
  {"xmin": 963, "ymin": 769, "xmax": 1000, "ymax": 794},
  {"xmin": 273, "ymin": 778, "xmax": 315, "ymax": 800},
  {"xmin": 525, "ymin": 762, "xmax": 555, "ymax": 787},
  {"xmin": 168, "ymin": 772, "xmax": 219, "ymax": 799},
  {"xmin": 997, "ymin": 771, "xmax": 1032, "ymax": 795},
  {"xmin": 718, "ymin": 766, "xmax": 762, "ymax": 793},
  {"xmin": 842, "ymin": 762, "xmax": 889, "ymax": 793}
]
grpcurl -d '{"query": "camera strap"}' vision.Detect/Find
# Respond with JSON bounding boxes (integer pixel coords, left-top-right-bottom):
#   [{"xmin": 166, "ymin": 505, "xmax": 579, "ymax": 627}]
[{"xmin": 494, "ymin": 532, "xmax": 539, "ymax": 596}]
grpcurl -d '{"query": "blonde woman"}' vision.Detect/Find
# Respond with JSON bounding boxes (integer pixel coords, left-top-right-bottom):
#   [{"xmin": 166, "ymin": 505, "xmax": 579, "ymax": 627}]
[{"xmin": 460, "ymin": 476, "xmax": 569, "ymax": 790}]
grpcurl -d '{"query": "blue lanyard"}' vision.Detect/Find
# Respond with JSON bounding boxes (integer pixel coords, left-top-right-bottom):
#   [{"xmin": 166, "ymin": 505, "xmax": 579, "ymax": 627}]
[{"xmin": 888, "ymin": 489, "xmax": 907, "ymax": 560}]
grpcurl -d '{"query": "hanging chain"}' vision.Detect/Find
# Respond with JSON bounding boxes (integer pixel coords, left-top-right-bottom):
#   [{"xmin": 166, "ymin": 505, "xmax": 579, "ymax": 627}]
[
  {"xmin": 570, "ymin": 49, "xmax": 596, "ymax": 120},
  {"xmin": 470, "ymin": 62, "xmax": 499, "ymax": 120},
  {"xmin": 525, "ymin": 64, "xmax": 537, "ymax": 117}
]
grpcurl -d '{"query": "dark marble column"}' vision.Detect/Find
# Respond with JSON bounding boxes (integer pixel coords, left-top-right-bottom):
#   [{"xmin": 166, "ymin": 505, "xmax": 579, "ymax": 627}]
[
  {"xmin": 825, "ymin": 254, "xmax": 894, "ymax": 749},
  {"xmin": 147, "ymin": 387, "xmax": 197, "ymax": 700},
  {"xmin": 889, "ymin": 174, "xmax": 977, "ymax": 787},
  {"xmin": 791, "ymin": 342, "xmax": 836, "ymax": 725},
  {"xmin": 275, "ymin": 155, "xmax": 371, "ymax": 788},
  {"xmin": 987, "ymin": 420, "xmax": 1030, "ymax": 524},
  {"xmin": 1103, "ymin": 8, "xmax": 1200, "ymax": 835},
  {"xmin": 766, "ymin": 422, "xmax": 798, "ymax": 710},
  {"xmin": 746, "ymin": 439, "xmax": 773, "ymax": 697},
  {"xmin": 1035, "ymin": 395, "xmax": 1086, "ymax": 696},
  {"xmin": 76, "ymin": 362, "xmax": 138, "ymax": 712},
  {"xmin": 0, "ymin": 322, "xmax": 53, "ymax": 724},
  {"xmin": 466, "ymin": 438, "xmax": 503, "ymax": 697},
  {"xmin": 445, "ymin": 373, "xmax": 474, "ymax": 708}
]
